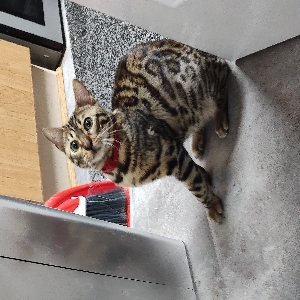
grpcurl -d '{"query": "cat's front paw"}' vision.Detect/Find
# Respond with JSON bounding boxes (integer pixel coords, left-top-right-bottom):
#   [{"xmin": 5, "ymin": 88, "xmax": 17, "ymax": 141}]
[
  {"xmin": 192, "ymin": 144, "xmax": 204, "ymax": 160},
  {"xmin": 215, "ymin": 111, "xmax": 228, "ymax": 138},
  {"xmin": 216, "ymin": 127, "xmax": 228, "ymax": 139},
  {"xmin": 192, "ymin": 129, "xmax": 204, "ymax": 160},
  {"xmin": 206, "ymin": 197, "xmax": 223, "ymax": 223}
]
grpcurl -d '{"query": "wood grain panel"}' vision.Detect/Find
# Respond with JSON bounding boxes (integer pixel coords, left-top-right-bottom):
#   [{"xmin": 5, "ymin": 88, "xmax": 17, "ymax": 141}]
[
  {"xmin": 56, "ymin": 67, "xmax": 77, "ymax": 187},
  {"xmin": 0, "ymin": 40, "xmax": 43, "ymax": 202}
]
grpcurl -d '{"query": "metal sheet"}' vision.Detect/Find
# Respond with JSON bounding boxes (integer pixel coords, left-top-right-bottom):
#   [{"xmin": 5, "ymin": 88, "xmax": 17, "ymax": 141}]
[
  {"xmin": 0, "ymin": 256, "xmax": 196, "ymax": 300},
  {"xmin": 0, "ymin": 196, "xmax": 196, "ymax": 299}
]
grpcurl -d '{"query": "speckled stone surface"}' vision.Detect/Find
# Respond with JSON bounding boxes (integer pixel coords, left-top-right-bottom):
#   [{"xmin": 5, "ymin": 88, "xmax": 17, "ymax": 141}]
[
  {"xmin": 64, "ymin": 2, "xmax": 300, "ymax": 298},
  {"xmin": 64, "ymin": 0, "xmax": 162, "ymax": 110}
]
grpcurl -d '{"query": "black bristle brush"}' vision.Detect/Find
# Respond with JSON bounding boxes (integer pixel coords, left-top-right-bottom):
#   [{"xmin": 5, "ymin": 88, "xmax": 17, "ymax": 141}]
[{"xmin": 86, "ymin": 188, "xmax": 128, "ymax": 226}]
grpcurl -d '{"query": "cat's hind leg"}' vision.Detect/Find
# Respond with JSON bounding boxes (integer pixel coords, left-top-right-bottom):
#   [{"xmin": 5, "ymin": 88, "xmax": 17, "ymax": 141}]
[{"xmin": 171, "ymin": 142, "xmax": 223, "ymax": 222}]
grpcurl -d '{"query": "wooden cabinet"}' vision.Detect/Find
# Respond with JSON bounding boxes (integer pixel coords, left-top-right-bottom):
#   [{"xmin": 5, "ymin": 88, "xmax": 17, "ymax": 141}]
[{"xmin": 0, "ymin": 40, "xmax": 43, "ymax": 202}]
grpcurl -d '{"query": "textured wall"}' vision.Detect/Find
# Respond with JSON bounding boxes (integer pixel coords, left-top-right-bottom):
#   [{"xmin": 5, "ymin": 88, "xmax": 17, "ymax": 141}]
[{"xmin": 65, "ymin": 1, "xmax": 162, "ymax": 110}]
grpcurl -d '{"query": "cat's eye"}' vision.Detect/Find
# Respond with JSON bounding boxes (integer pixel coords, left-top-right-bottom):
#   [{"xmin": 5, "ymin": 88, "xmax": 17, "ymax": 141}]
[
  {"xmin": 70, "ymin": 141, "xmax": 79, "ymax": 152},
  {"xmin": 84, "ymin": 117, "xmax": 93, "ymax": 131}
]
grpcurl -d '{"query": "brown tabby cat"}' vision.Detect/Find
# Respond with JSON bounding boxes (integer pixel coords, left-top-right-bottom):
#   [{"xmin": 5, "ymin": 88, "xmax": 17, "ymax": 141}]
[{"xmin": 43, "ymin": 39, "xmax": 229, "ymax": 223}]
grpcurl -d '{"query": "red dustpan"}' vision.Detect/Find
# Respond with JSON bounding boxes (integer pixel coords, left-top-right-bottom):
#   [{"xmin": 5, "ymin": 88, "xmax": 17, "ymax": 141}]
[{"xmin": 45, "ymin": 181, "xmax": 131, "ymax": 227}]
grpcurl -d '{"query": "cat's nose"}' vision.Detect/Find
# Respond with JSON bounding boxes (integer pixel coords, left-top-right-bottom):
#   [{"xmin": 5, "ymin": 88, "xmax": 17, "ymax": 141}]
[{"xmin": 83, "ymin": 136, "xmax": 93, "ymax": 150}]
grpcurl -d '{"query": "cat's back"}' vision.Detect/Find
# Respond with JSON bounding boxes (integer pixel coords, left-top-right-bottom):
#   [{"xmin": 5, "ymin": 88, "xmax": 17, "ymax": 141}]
[
  {"xmin": 119, "ymin": 39, "xmax": 222, "ymax": 71},
  {"xmin": 112, "ymin": 39, "xmax": 227, "ymax": 106},
  {"xmin": 112, "ymin": 39, "xmax": 228, "ymax": 135}
]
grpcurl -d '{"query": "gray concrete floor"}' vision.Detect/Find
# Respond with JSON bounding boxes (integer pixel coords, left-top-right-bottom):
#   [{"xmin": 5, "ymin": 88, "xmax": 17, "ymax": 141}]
[{"xmin": 132, "ymin": 37, "xmax": 300, "ymax": 300}]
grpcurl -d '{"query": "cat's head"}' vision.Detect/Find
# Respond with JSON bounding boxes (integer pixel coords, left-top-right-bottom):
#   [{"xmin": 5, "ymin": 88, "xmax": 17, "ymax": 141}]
[{"xmin": 43, "ymin": 79, "xmax": 114, "ymax": 169}]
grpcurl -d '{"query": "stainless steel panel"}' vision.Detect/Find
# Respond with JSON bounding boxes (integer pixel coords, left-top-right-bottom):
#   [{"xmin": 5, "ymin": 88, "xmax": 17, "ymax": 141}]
[
  {"xmin": 0, "ymin": 196, "xmax": 196, "ymax": 299},
  {"xmin": 0, "ymin": 0, "xmax": 62, "ymax": 43},
  {"xmin": 0, "ymin": 33, "xmax": 63, "ymax": 70},
  {"xmin": 0, "ymin": 0, "xmax": 64, "ymax": 69},
  {"xmin": 0, "ymin": 256, "xmax": 196, "ymax": 300}
]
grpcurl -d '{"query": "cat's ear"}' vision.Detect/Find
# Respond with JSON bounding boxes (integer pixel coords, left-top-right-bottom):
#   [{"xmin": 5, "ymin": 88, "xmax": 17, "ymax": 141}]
[
  {"xmin": 42, "ymin": 127, "xmax": 65, "ymax": 152},
  {"xmin": 73, "ymin": 79, "xmax": 96, "ymax": 107}
]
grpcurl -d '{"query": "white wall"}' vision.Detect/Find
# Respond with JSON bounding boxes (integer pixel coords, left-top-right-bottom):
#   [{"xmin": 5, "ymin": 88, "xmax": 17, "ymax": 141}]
[
  {"xmin": 32, "ymin": 66, "xmax": 71, "ymax": 200},
  {"xmin": 72, "ymin": 0, "xmax": 300, "ymax": 61}
]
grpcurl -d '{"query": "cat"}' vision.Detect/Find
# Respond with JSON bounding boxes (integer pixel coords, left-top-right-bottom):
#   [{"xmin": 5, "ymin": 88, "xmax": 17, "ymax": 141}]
[{"xmin": 43, "ymin": 39, "xmax": 229, "ymax": 223}]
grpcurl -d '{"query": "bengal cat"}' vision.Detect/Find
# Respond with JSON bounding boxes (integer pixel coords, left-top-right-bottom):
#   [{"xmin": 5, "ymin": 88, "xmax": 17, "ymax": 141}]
[{"xmin": 43, "ymin": 39, "xmax": 229, "ymax": 222}]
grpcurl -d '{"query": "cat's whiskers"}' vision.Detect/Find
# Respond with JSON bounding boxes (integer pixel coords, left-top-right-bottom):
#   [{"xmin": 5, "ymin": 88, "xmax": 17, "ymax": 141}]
[
  {"xmin": 92, "ymin": 121, "xmax": 115, "ymax": 146},
  {"xmin": 102, "ymin": 137, "xmax": 114, "ymax": 144},
  {"xmin": 111, "ymin": 128, "xmax": 125, "ymax": 134},
  {"xmin": 94, "ymin": 121, "xmax": 125, "ymax": 147},
  {"xmin": 100, "ymin": 121, "xmax": 117, "ymax": 136},
  {"xmin": 103, "ymin": 140, "xmax": 119, "ymax": 151}
]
